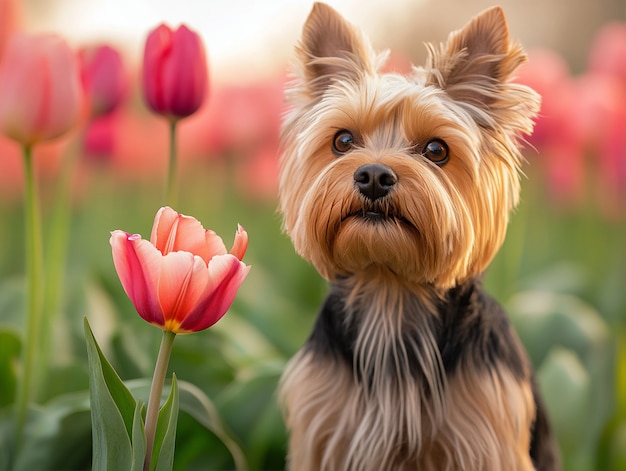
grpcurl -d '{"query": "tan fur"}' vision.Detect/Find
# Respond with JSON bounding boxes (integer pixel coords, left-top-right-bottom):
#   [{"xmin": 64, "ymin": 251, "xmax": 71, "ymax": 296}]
[
  {"xmin": 279, "ymin": 5, "xmax": 539, "ymax": 288},
  {"xmin": 278, "ymin": 3, "xmax": 546, "ymax": 470}
]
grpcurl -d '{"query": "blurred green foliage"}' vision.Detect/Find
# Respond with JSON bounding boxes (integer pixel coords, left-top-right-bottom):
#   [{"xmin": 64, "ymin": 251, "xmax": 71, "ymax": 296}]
[{"xmin": 0, "ymin": 154, "xmax": 624, "ymax": 470}]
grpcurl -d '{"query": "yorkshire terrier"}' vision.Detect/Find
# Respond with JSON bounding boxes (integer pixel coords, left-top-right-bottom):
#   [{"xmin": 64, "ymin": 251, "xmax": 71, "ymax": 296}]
[{"xmin": 278, "ymin": 3, "xmax": 560, "ymax": 470}]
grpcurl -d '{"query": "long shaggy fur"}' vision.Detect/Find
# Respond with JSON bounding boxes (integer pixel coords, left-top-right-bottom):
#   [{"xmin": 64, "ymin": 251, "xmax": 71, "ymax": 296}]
[{"xmin": 278, "ymin": 3, "xmax": 560, "ymax": 470}]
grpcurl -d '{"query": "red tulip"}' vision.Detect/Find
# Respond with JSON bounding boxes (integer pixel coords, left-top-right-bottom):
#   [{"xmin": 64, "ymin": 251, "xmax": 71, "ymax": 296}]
[
  {"xmin": 141, "ymin": 24, "xmax": 208, "ymax": 121},
  {"xmin": 79, "ymin": 44, "xmax": 126, "ymax": 117},
  {"xmin": 0, "ymin": 33, "xmax": 81, "ymax": 146},
  {"xmin": 110, "ymin": 207, "xmax": 249, "ymax": 333}
]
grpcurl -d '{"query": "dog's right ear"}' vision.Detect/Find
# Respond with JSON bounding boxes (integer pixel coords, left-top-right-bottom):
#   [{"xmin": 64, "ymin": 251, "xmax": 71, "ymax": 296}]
[{"xmin": 294, "ymin": 2, "xmax": 377, "ymax": 99}]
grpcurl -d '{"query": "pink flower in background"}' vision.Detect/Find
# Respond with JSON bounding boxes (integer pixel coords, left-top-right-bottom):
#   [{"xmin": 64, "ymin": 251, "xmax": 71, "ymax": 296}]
[
  {"xmin": 142, "ymin": 24, "xmax": 208, "ymax": 121},
  {"xmin": 587, "ymin": 22, "xmax": 626, "ymax": 87},
  {"xmin": 110, "ymin": 206, "xmax": 250, "ymax": 333},
  {"xmin": 0, "ymin": 0, "xmax": 21, "ymax": 61},
  {"xmin": 516, "ymin": 49, "xmax": 586, "ymax": 204},
  {"xmin": 515, "ymin": 49, "xmax": 572, "ymax": 149},
  {"xmin": 582, "ymin": 22, "xmax": 626, "ymax": 215},
  {"xmin": 517, "ymin": 22, "xmax": 626, "ymax": 218},
  {"xmin": 83, "ymin": 114, "xmax": 117, "ymax": 163},
  {"xmin": 0, "ymin": 33, "xmax": 82, "ymax": 146},
  {"xmin": 199, "ymin": 78, "xmax": 284, "ymax": 198},
  {"xmin": 79, "ymin": 44, "xmax": 127, "ymax": 117},
  {"xmin": 203, "ymin": 79, "xmax": 283, "ymax": 156}
]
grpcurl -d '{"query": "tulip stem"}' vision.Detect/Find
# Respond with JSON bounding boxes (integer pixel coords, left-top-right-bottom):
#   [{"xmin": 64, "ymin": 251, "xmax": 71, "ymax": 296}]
[
  {"xmin": 14, "ymin": 144, "xmax": 44, "ymax": 452},
  {"xmin": 165, "ymin": 120, "xmax": 178, "ymax": 207},
  {"xmin": 144, "ymin": 330, "xmax": 177, "ymax": 471}
]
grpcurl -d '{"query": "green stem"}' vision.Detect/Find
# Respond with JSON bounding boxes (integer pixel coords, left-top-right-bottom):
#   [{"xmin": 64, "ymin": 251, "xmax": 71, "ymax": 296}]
[
  {"xmin": 41, "ymin": 138, "xmax": 80, "ymax": 388},
  {"xmin": 14, "ymin": 144, "xmax": 44, "ymax": 449},
  {"xmin": 143, "ymin": 330, "xmax": 176, "ymax": 471},
  {"xmin": 165, "ymin": 120, "xmax": 178, "ymax": 208}
]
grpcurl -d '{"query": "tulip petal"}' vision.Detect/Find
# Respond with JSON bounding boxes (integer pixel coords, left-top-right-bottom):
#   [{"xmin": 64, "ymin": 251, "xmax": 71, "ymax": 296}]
[
  {"xmin": 142, "ymin": 24, "xmax": 172, "ymax": 115},
  {"xmin": 40, "ymin": 35, "xmax": 81, "ymax": 139},
  {"xmin": 0, "ymin": 37, "xmax": 41, "ymax": 142},
  {"xmin": 229, "ymin": 225, "xmax": 248, "ymax": 260},
  {"xmin": 179, "ymin": 254, "xmax": 250, "ymax": 332},
  {"xmin": 151, "ymin": 207, "xmax": 228, "ymax": 262},
  {"xmin": 79, "ymin": 44, "xmax": 126, "ymax": 116},
  {"xmin": 157, "ymin": 251, "xmax": 210, "ymax": 332},
  {"xmin": 110, "ymin": 231, "xmax": 163, "ymax": 326},
  {"xmin": 165, "ymin": 25, "xmax": 207, "ymax": 118}
]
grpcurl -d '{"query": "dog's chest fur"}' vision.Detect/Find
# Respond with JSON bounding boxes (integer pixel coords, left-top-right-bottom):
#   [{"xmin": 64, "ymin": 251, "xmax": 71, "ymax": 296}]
[{"xmin": 280, "ymin": 275, "xmax": 537, "ymax": 471}]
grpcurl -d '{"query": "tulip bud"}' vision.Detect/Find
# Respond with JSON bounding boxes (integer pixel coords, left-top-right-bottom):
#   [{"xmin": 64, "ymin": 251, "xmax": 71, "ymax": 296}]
[
  {"xmin": 0, "ymin": 33, "xmax": 82, "ymax": 146},
  {"xmin": 79, "ymin": 44, "xmax": 126, "ymax": 117},
  {"xmin": 141, "ymin": 24, "xmax": 208, "ymax": 121}
]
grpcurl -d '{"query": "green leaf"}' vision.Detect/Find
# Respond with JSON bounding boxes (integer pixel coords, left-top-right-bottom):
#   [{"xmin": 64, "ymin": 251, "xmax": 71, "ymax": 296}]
[
  {"xmin": 537, "ymin": 347, "xmax": 591, "ymax": 456},
  {"xmin": 616, "ymin": 328, "xmax": 626, "ymax": 420},
  {"xmin": 0, "ymin": 408, "xmax": 17, "ymax": 470},
  {"xmin": 126, "ymin": 378, "xmax": 248, "ymax": 471},
  {"xmin": 152, "ymin": 374, "xmax": 179, "ymax": 471},
  {"xmin": 84, "ymin": 317, "xmax": 136, "ymax": 471},
  {"xmin": 131, "ymin": 401, "xmax": 147, "ymax": 471},
  {"xmin": 606, "ymin": 420, "xmax": 626, "ymax": 471},
  {"xmin": 217, "ymin": 371, "xmax": 283, "ymax": 471},
  {"xmin": 0, "ymin": 328, "xmax": 20, "ymax": 407},
  {"xmin": 178, "ymin": 380, "xmax": 248, "ymax": 471},
  {"xmin": 10, "ymin": 392, "xmax": 91, "ymax": 471},
  {"xmin": 507, "ymin": 290, "xmax": 609, "ymax": 367}
]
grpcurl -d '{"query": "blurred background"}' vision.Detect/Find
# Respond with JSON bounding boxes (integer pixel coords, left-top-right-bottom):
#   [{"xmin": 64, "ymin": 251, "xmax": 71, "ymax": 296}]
[{"xmin": 0, "ymin": 0, "xmax": 624, "ymax": 470}]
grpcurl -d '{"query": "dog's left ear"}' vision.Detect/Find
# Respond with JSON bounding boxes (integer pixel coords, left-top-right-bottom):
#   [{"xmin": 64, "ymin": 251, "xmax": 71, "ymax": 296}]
[
  {"xmin": 293, "ymin": 2, "xmax": 378, "ymax": 100},
  {"xmin": 426, "ymin": 6, "xmax": 527, "ymax": 108}
]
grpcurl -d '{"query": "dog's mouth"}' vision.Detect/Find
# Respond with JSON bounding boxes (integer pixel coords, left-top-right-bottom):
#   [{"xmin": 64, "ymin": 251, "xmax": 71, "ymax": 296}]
[
  {"xmin": 363, "ymin": 210, "xmax": 386, "ymax": 221},
  {"xmin": 343, "ymin": 205, "xmax": 413, "ymax": 228}
]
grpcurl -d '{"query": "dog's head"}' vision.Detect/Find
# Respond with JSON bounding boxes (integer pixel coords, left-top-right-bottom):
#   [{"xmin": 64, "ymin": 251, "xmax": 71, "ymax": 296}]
[{"xmin": 279, "ymin": 3, "xmax": 540, "ymax": 287}]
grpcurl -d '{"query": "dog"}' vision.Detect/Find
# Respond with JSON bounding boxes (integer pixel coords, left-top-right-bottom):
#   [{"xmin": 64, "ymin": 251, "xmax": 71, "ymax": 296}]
[{"xmin": 277, "ymin": 3, "xmax": 560, "ymax": 470}]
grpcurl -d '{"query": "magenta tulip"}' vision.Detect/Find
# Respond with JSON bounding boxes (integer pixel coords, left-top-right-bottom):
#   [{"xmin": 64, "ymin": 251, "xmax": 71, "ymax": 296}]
[
  {"xmin": 0, "ymin": 33, "xmax": 81, "ymax": 146},
  {"xmin": 141, "ymin": 24, "xmax": 208, "ymax": 121},
  {"xmin": 79, "ymin": 44, "xmax": 126, "ymax": 117},
  {"xmin": 110, "ymin": 206, "xmax": 250, "ymax": 333}
]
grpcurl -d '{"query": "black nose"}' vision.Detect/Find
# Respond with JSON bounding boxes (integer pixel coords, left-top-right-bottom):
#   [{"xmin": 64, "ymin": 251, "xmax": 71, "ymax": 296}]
[{"xmin": 353, "ymin": 164, "xmax": 397, "ymax": 201}]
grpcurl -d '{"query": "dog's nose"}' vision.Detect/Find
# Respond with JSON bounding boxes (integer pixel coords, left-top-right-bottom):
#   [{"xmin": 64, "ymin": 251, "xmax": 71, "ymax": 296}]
[{"xmin": 353, "ymin": 164, "xmax": 397, "ymax": 201}]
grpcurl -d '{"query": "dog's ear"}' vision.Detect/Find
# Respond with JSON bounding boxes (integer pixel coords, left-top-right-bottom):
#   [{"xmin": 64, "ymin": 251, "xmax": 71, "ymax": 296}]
[
  {"xmin": 294, "ymin": 2, "xmax": 377, "ymax": 99},
  {"xmin": 426, "ymin": 6, "xmax": 527, "ymax": 108}
]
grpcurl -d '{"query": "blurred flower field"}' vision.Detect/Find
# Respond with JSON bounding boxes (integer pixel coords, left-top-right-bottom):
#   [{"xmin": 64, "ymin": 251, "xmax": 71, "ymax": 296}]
[{"xmin": 0, "ymin": 1, "xmax": 625, "ymax": 470}]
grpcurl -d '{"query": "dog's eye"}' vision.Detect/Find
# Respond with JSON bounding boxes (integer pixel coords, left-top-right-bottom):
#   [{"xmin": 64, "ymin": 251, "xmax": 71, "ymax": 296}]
[
  {"xmin": 422, "ymin": 139, "xmax": 449, "ymax": 166},
  {"xmin": 332, "ymin": 130, "xmax": 355, "ymax": 155}
]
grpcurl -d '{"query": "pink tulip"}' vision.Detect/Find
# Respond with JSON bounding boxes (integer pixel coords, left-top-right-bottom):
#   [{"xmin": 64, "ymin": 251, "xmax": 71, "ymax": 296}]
[
  {"xmin": 574, "ymin": 73, "xmax": 626, "ymax": 216},
  {"xmin": 0, "ymin": 0, "xmax": 21, "ymax": 61},
  {"xmin": 110, "ymin": 207, "xmax": 250, "ymax": 333},
  {"xmin": 141, "ymin": 24, "xmax": 208, "ymax": 121},
  {"xmin": 79, "ymin": 44, "xmax": 126, "ymax": 117},
  {"xmin": 83, "ymin": 114, "xmax": 116, "ymax": 163},
  {"xmin": 0, "ymin": 33, "xmax": 81, "ymax": 146},
  {"xmin": 516, "ymin": 50, "xmax": 586, "ymax": 203},
  {"xmin": 588, "ymin": 22, "xmax": 626, "ymax": 86}
]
